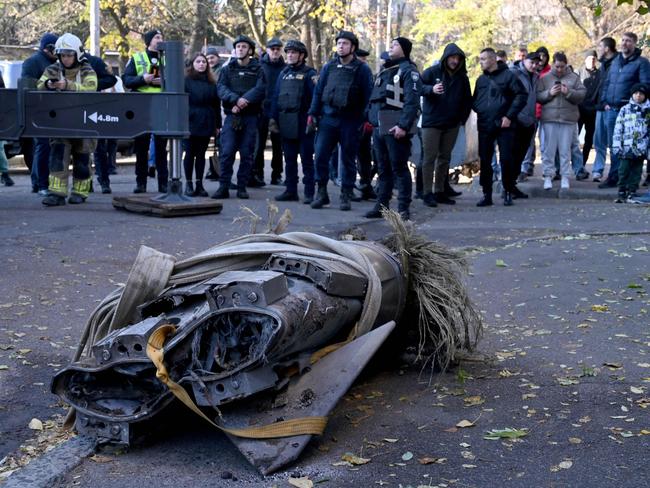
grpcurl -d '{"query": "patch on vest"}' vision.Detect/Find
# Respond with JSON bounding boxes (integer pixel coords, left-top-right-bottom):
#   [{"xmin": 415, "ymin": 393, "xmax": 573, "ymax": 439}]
[{"xmin": 411, "ymin": 72, "xmax": 419, "ymax": 81}]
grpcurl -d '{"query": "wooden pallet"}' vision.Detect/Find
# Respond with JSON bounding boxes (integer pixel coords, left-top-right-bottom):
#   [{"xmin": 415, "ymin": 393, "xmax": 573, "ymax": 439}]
[{"xmin": 112, "ymin": 194, "xmax": 223, "ymax": 217}]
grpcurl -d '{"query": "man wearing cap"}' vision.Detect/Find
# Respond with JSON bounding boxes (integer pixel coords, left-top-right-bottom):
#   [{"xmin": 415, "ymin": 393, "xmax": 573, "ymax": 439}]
[
  {"xmin": 269, "ymin": 40, "xmax": 317, "ymax": 203},
  {"xmin": 511, "ymin": 51, "xmax": 540, "ymax": 197},
  {"xmin": 21, "ymin": 32, "xmax": 59, "ymax": 195},
  {"xmin": 309, "ymin": 30, "xmax": 373, "ymax": 211},
  {"xmin": 365, "ymin": 37, "xmax": 421, "ymax": 221},
  {"xmin": 252, "ymin": 38, "xmax": 285, "ymax": 187},
  {"xmin": 212, "ymin": 35, "xmax": 266, "ymax": 200},
  {"xmin": 122, "ymin": 29, "xmax": 169, "ymax": 194}
]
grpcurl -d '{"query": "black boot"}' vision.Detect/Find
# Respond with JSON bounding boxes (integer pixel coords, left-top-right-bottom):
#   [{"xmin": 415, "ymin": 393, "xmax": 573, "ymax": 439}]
[
  {"xmin": 340, "ymin": 188, "xmax": 352, "ymax": 211},
  {"xmin": 211, "ymin": 184, "xmax": 230, "ymax": 199},
  {"xmin": 133, "ymin": 184, "xmax": 146, "ymax": 194},
  {"xmin": 444, "ymin": 177, "xmax": 462, "ymax": 197},
  {"xmin": 360, "ymin": 184, "xmax": 377, "ymax": 200},
  {"xmin": 1, "ymin": 173, "xmax": 14, "ymax": 186},
  {"xmin": 422, "ymin": 192, "xmax": 438, "ymax": 207},
  {"xmin": 236, "ymin": 186, "xmax": 249, "ymax": 199},
  {"xmin": 512, "ymin": 187, "xmax": 528, "ymax": 199},
  {"xmin": 310, "ymin": 185, "xmax": 330, "ymax": 209},
  {"xmin": 42, "ymin": 194, "xmax": 66, "ymax": 206},
  {"xmin": 275, "ymin": 190, "xmax": 299, "ymax": 202},
  {"xmin": 503, "ymin": 192, "xmax": 513, "ymax": 206},
  {"xmin": 185, "ymin": 181, "xmax": 194, "ymax": 196},
  {"xmin": 434, "ymin": 192, "xmax": 455, "ymax": 205},
  {"xmin": 193, "ymin": 181, "xmax": 208, "ymax": 197},
  {"xmin": 248, "ymin": 175, "xmax": 266, "ymax": 188},
  {"xmin": 365, "ymin": 203, "xmax": 386, "ymax": 219},
  {"xmin": 615, "ymin": 190, "xmax": 627, "ymax": 203},
  {"xmin": 476, "ymin": 193, "xmax": 493, "ymax": 207}
]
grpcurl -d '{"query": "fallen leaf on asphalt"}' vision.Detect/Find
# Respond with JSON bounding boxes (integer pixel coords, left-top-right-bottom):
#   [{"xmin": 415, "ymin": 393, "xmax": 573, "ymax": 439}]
[
  {"xmin": 28, "ymin": 418, "xmax": 43, "ymax": 430},
  {"xmin": 341, "ymin": 453, "xmax": 370, "ymax": 465},
  {"xmin": 559, "ymin": 460, "xmax": 573, "ymax": 469},
  {"xmin": 630, "ymin": 387, "xmax": 644, "ymax": 394},
  {"xmin": 0, "ymin": 365, "xmax": 8, "ymax": 371},
  {"xmin": 495, "ymin": 259, "xmax": 508, "ymax": 268},
  {"xmin": 603, "ymin": 362, "xmax": 623, "ymax": 370},
  {"xmin": 557, "ymin": 377, "xmax": 580, "ymax": 386},
  {"xmin": 464, "ymin": 395, "xmax": 485, "ymax": 407},
  {"xmin": 461, "ymin": 451, "xmax": 476, "ymax": 460},
  {"xmin": 484, "ymin": 428, "xmax": 529, "ymax": 440},
  {"xmin": 568, "ymin": 437, "xmax": 582, "ymax": 444},
  {"xmin": 383, "ymin": 438, "xmax": 398, "ymax": 443},
  {"xmin": 638, "ymin": 363, "xmax": 650, "ymax": 368},
  {"xmin": 89, "ymin": 455, "xmax": 113, "ymax": 463},
  {"xmin": 456, "ymin": 419, "xmax": 475, "ymax": 428},
  {"xmin": 401, "ymin": 451, "xmax": 414, "ymax": 461},
  {"xmin": 462, "ymin": 464, "xmax": 477, "ymax": 469},
  {"xmin": 288, "ymin": 477, "xmax": 313, "ymax": 488},
  {"xmin": 591, "ymin": 305, "xmax": 609, "ymax": 312},
  {"xmin": 418, "ymin": 457, "xmax": 446, "ymax": 465}
]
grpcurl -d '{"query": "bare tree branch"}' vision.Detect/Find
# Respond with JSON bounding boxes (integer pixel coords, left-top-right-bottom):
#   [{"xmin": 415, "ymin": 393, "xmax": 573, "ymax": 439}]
[{"xmin": 558, "ymin": 0, "xmax": 592, "ymax": 40}]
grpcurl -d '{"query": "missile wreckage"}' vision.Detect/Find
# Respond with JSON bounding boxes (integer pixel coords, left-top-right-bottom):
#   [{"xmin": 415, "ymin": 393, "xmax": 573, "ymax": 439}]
[{"xmin": 52, "ymin": 215, "xmax": 482, "ymax": 474}]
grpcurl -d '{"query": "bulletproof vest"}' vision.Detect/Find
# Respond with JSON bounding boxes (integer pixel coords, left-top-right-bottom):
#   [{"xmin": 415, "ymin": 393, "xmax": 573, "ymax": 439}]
[
  {"xmin": 370, "ymin": 62, "xmax": 408, "ymax": 109},
  {"xmin": 227, "ymin": 61, "xmax": 261, "ymax": 96},
  {"xmin": 278, "ymin": 65, "xmax": 308, "ymax": 113},
  {"xmin": 321, "ymin": 58, "xmax": 361, "ymax": 110}
]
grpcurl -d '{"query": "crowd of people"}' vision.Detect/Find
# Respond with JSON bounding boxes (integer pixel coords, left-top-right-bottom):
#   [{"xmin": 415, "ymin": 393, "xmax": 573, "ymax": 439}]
[{"xmin": 3, "ymin": 28, "xmax": 650, "ymax": 216}]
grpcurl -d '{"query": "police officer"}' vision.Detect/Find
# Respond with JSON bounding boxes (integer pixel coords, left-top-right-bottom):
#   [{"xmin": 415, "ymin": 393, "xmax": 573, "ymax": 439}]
[
  {"xmin": 212, "ymin": 35, "xmax": 266, "ymax": 199},
  {"xmin": 355, "ymin": 48, "xmax": 377, "ymax": 201},
  {"xmin": 269, "ymin": 40, "xmax": 317, "ymax": 203},
  {"xmin": 122, "ymin": 29, "xmax": 169, "ymax": 194},
  {"xmin": 37, "ymin": 33, "xmax": 98, "ymax": 206},
  {"xmin": 365, "ymin": 37, "xmax": 421, "ymax": 221},
  {"xmin": 308, "ymin": 30, "xmax": 373, "ymax": 211}
]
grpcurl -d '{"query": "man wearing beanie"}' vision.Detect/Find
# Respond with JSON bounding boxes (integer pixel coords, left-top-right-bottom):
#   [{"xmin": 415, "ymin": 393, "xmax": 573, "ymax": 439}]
[
  {"xmin": 123, "ymin": 29, "xmax": 169, "ymax": 194},
  {"xmin": 20, "ymin": 32, "xmax": 59, "ymax": 195},
  {"xmin": 365, "ymin": 37, "xmax": 421, "ymax": 221}
]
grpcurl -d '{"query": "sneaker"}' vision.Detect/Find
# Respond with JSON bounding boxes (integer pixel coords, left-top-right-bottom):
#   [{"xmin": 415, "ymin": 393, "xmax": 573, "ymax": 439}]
[
  {"xmin": 576, "ymin": 169, "xmax": 590, "ymax": 181},
  {"xmin": 339, "ymin": 188, "xmax": 352, "ymax": 211},
  {"xmin": 1, "ymin": 173, "xmax": 14, "ymax": 186},
  {"xmin": 68, "ymin": 193, "xmax": 86, "ymax": 204},
  {"xmin": 516, "ymin": 172, "xmax": 528, "ymax": 183},
  {"xmin": 133, "ymin": 184, "xmax": 146, "ymax": 194},
  {"xmin": 543, "ymin": 177, "xmax": 552, "ymax": 190},
  {"xmin": 42, "ymin": 194, "xmax": 66, "ymax": 206},
  {"xmin": 592, "ymin": 172, "xmax": 602, "ymax": 182},
  {"xmin": 101, "ymin": 184, "xmax": 112, "ymax": 194},
  {"xmin": 561, "ymin": 176, "xmax": 570, "ymax": 189}
]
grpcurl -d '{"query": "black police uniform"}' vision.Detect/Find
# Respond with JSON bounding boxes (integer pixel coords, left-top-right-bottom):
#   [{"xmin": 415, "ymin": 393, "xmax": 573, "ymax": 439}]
[{"xmin": 367, "ymin": 57, "xmax": 422, "ymax": 219}]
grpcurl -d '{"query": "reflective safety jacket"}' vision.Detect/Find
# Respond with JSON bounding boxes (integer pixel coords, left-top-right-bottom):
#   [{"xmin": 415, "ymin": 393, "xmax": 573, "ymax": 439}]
[
  {"xmin": 122, "ymin": 50, "xmax": 162, "ymax": 93},
  {"xmin": 37, "ymin": 60, "xmax": 97, "ymax": 92}
]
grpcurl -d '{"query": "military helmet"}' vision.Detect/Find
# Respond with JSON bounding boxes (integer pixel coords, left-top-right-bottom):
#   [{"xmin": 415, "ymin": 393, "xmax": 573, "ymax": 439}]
[
  {"xmin": 284, "ymin": 40, "xmax": 307, "ymax": 56},
  {"xmin": 335, "ymin": 30, "xmax": 359, "ymax": 49},
  {"xmin": 55, "ymin": 33, "xmax": 84, "ymax": 60},
  {"xmin": 233, "ymin": 35, "xmax": 256, "ymax": 51}
]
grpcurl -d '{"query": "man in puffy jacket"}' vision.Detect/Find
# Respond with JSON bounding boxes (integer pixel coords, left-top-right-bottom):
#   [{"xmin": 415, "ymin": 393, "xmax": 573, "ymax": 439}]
[
  {"xmin": 420, "ymin": 43, "xmax": 472, "ymax": 206},
  {"xmin": 472, "ymin": 48, "xmax": 527, "ymax": 207},
  {"xmin": 599, "ymin": 32, "xmax": 650, "ymax": 188}
]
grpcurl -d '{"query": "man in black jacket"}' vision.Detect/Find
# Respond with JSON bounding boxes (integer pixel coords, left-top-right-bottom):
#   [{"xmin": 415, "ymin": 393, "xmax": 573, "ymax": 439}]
[
  {"xmin": 472, "ymin": 48, "xmax": 527, "ymax": 207},
  {"xmin": 420, "ymin": 43, "xmax": 472, "ymax": 206},
  {"xmin": 21, "ymin": 32, "xmax": 58, "ymax": 195},
  {"xmin": 592, "ymin": 37, "xmax": 617, "ymax": 182},
  {"xmin": 252, "ymin": 38, "xmax": 285, "ymax": 187},
  {"xmin": 578, "ymin": 51, "xmax": 600, "ymax": 169}
]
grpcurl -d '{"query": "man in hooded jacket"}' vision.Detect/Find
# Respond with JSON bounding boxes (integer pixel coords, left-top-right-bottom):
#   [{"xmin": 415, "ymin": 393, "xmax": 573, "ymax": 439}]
[{"xmin": 420, "ymin": 43, "xmax": 472, "ymax": 206}]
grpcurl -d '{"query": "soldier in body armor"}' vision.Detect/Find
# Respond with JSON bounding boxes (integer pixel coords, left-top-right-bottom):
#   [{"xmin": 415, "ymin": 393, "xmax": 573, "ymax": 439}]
[
  {"xmin": 365, "ymin": 37, "xmax": 422, "ymax": 221},
  {"xmin": 308, "ymin": 31, "xmax": 373, "ymax": 211},
  {"xmin": 269, "ymin": 40, "xmax": 317, "ymax": 203},
  {"xmin": 212, "ymin": 35, "xmax": 266, "ymax": 200}
]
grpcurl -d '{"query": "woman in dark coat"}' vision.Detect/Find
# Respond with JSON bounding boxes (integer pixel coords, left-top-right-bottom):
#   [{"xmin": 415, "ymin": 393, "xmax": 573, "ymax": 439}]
[{"xmin": 184, "ymin": 52, "xmax": 221, "ymax": 196}]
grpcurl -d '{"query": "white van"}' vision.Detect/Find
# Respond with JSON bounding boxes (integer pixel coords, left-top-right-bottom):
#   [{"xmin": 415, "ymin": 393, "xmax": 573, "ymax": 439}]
[{"xmin": 0, "ymin": 60, "xmax": 23, "ymax": 88}]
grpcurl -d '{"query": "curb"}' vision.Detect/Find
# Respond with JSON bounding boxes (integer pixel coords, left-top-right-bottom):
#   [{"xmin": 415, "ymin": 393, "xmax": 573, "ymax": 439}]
[
  {"xmin": 517, "ymin": 182, "xmax": 619, "ymax": 201},
  {"xmin": 3, "ymin": 436, "xmax": 97, "ymax": 488}
]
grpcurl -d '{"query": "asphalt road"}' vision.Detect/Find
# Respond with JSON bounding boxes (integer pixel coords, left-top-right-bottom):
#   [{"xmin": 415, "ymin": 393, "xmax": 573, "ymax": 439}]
[{"xmin": 0, "ymin": 169, "xmax": 648, "ymax": 487}]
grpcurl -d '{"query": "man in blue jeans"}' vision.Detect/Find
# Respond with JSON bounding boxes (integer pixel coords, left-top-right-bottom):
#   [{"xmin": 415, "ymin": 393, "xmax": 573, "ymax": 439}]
[
  {"xmin": 599, "ymin": 32, "xmax": 650, "ymax": 188},
  {"xmin": 591, "ymin": 37, "xmax": 617, "ymax": 182}
]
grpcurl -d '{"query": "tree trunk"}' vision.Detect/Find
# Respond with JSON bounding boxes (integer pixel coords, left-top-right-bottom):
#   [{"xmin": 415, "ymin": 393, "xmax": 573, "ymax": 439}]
[{"xmin": 190, "ymin": 0, "xmax": 208, "ymax": 54}]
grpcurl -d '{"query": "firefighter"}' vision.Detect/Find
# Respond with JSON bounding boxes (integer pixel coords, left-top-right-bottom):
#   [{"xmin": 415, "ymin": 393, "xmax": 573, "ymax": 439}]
[
  {"xmin": 365, "ymin": 37, "xmax": 422, "ymax": 221},
  {"xmin": 308, "ymin": 30, "xmax": 373, "ymax": 211},
  {"xmin": 269, "ymin": 40, "xmax": 317, "ymax": 203},
  {"xmin": 37, "ymin": 33, "xmax": 98, "ymax": 206},
  {"xmin": 122, "ymin": 29, "xmax": 169, "ymax": 194},
  {"xmin": 211, "ymin": 35, "xmax": 266, "ymax": 200}
]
